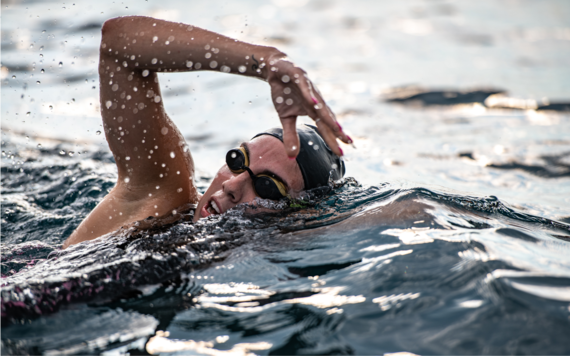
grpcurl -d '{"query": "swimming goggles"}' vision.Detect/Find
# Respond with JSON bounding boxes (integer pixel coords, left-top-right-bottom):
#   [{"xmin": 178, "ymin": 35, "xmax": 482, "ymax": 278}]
[{"xmin": 225, "ymin": 147, "xmax": 288, "ymax": 200}]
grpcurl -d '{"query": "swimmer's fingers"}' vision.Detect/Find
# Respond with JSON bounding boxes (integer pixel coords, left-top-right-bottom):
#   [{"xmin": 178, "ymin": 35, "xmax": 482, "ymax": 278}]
[
  {"xmin": 297, "ymin": 76, "xmax": 351, "ymax": 149},
  {"xmin": 314, "ymin": 115, "xmax": 344, "ymax": 156},
  {"xmin": 280, "ymin": 116, "xmax": 301, "ymax": 158}
]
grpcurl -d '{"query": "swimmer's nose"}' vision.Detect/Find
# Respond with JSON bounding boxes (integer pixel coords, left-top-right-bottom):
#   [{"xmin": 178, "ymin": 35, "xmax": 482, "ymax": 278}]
[{"xmin": 222, "ymin": 172, "xmax": 252, "ymax": 204}]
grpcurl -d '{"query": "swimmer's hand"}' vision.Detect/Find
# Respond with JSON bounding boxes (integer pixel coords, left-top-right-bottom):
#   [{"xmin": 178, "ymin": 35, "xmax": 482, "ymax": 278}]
[{"xmin": 264, "ymin": 55, "xmax": 351, "ymax": 158}]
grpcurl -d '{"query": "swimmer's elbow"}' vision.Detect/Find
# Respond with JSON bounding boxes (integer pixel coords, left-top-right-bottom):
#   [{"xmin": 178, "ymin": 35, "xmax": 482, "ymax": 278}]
[
  {"xmin": 100, "ymin": 16, "xmax": 141, "ymax": 43},
  {"xmin": 101, "ymin": 17, "xmax": 120, "ymax": 36}
]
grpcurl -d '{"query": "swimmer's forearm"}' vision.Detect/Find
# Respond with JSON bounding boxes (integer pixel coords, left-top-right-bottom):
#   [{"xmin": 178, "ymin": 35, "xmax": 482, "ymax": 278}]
[{"xmin": 100, "ymin": 16, "xmax": 284, "ymax": 80}]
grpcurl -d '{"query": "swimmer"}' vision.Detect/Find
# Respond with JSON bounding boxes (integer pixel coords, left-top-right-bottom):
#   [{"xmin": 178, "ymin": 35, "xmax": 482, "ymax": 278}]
[{"xmin": 63, "ymin": 16, "xmax": 351, "ymax": 248}]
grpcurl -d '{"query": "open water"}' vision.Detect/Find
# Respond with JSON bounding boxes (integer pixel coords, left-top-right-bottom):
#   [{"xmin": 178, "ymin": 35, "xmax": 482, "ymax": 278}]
[{"xmin": 2, "ymin": 0, "xmax": 570, "ymax": 354}]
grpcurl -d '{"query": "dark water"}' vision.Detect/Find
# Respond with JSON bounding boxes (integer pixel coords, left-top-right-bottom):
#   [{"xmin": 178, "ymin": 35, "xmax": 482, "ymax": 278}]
[{"xmin": 2, "ymin": 132, "xmax": 570, "ymax": 355}]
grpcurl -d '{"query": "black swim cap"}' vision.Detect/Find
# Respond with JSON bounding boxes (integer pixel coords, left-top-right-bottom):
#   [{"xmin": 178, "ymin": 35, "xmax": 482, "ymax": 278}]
[{"xmin": 253, "ymin": 124, "xmax": 345, "ymax": 190}]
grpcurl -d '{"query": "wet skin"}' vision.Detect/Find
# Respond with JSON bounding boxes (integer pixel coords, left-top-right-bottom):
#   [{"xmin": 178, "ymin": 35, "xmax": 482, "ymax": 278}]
[{"xmin": 196, "ymin": 135, "xmax": 304, "ymax": 221}]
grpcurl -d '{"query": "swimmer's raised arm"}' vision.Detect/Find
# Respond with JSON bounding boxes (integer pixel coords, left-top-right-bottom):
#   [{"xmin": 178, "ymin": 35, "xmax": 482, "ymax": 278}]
[
  {"xmin": 99, "ymin": 16, "xmax": 349, "ymax": 157},
  {"xmin": 63, "ymin": 16, "xmax": 348, "ymax": 248}
]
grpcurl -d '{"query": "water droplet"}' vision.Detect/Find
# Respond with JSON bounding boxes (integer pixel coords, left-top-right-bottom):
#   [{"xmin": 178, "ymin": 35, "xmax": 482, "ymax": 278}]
[
  {"xmin": 37, "ymin": 143, "xmax": 42, "ymax": 148},
  {"xmin": 331, "ymin": 163, "xmax": 338, "ymax": 169},
  {"xmin": 26, "ymin": 136, "xmax": 29, "ymax": 140},
  {"xmin": 170, "ymin": 151, "xmax": 175, "ymax": 158},
  {"xmin": 58, "ymin": 62, "xmax": 63, "ymax": 67},
  {"xmin": 156, "ymin": 185, "xmax": 160, "ymax": 189},
  {"xmin": 276, "ymin": 96, "xmax": 284, "ymax": 104},
  {"xmin": 281, "ymin": 75, "xmax": 290, "ymax": 83},
  {"xmin": 308, "ymin": 140, "xmax": 313, "ymax": 145},
  {"xmin": 161, "ymin": 127, "xmax": 168, "ymax": 135},
  {"xmin": 12, "ymin": 75, "xmax": 16, "ymax": 79},
  {"xmin": 36, "ymin": 81, "xmax": 41, "ymax": 84},
  {"xmin": 59, "ymin": 150, "xmax": 66, "ymax": 155},
  {"xmin": 68, "ymin": 151, "xmax": 74, "ymax": 156},
  {"xmin": 96, "ymin": 130, "xmax": 101, "ymax": 135},
  {"xmin": 154, "ymin": 95, "xmax": 161, "ymax": 103},
  {"xmin": 142, "ymin": 69, "xmax": 149, "ymax": 77},
  {"xmin": 209, "ymin": 60, "xmax": 218, "ymax": 69},
  {"xmin": 186, "ymin": 61, "xmax": 193, "ymax": 68},
  {"xmin": 151, "ymin": 58, "xmax": 157, "ymax": 64},
  {"xmin": 49, "ymin": 105, "xmax": 53, "ymax": 110},
  {"xmin": 125, "ymin": 156, "xmax": 131, "ymax": 160},
  {"xmin": 314, "ymin": 103, "xmax": 323, "ymax": 110},
  {"xmin": 194, "ymin": 62, "xmax": 202, "ymax": 70},
  {"xmin": 112, "ymin": 83, "xmax": 119, "ymax": 91},
  {"xmin": 42, "ymin": 30, "xmax": 46, "ymax": 33},
  {"xmin": 40, "ymin": 69, "xmax": 45, "ymax": 74},
  {"xmin": 152, "ymin": 36, "xmax": 158, "ymax": 43},
  {"xmin": 105, "ymin": 100, "xmax": 112, "ymax": 109},
  {"xmin": 39, "ymin": 46, "xmax": 44, "ymax": 51},
  {"xmin": 248, "ymin": 101, "xmax": 252, "ymax": 105},
  {"xmin": 220, "ymin": 65, "xmax": 230, "ymax": 73},
  {"xmin": 313, "ymin": 144, "xmax": 320, "ymax": 150},
  {"xmin": 286, "ymin": 98, "xmax": 293, "ymax": 105},
  {"xmin": 29, "ymin": 44, "xmax": 34, "ymax": 49},
  {"xmin": 39, "ymin": 54, "xmax": 43, "ymax": 58},
  {"xmin": 177, "ymin": 187, "xmax": 183, "ymax": 193},
  {"xmin": 26, "ymin": 112, "xmax": 30, "ymax": 116},
  {"xmin": 238, "ymin": 65, "xmax": 246, "ymax": 73},
  {"xmin": 284, "ymin": 87, "xmax": 291, "ymax": 94},
  {"xmin": 124, "ymin": 177, "xmax": 130, "ymax": 183}
]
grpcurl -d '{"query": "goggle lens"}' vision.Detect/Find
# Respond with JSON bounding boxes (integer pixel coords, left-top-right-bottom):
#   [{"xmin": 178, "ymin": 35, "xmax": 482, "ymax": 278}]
[
  {"xmin": 226, "ymin": 148, "xmax": 248, "ymax": 173},
  {"xmin": 254, "ymin": 175, "xmax": 286, "ymax": 200}
]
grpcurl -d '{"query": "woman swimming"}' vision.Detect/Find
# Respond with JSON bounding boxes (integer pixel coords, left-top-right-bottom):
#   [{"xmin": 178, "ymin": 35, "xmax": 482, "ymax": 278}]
[{"xmin": 62, "ymin": 16, "xmax": 351, "ymax": 248}]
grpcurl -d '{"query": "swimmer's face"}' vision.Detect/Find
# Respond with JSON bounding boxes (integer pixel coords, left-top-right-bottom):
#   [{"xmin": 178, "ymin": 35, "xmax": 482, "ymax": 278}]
[{"xmin": 194, "ymin": 135, "xmax": 304, "ymax": 220}]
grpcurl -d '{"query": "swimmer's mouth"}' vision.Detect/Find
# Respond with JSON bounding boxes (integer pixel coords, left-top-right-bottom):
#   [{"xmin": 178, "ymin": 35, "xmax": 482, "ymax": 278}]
[{"xmin": 202, "ymin": 198, "xmax": 222, "ymax": 217}]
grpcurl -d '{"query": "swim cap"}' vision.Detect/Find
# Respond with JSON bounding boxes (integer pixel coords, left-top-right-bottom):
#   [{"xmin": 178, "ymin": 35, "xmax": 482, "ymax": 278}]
[{"xmin": 253, "ymin": 124, "xmax": 345, "ymax": 190}]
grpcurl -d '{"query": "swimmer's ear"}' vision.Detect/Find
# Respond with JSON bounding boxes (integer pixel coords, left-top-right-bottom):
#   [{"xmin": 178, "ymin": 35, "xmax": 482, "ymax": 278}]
[{"xmin": 280, "ymin": 115, "xmax": 300, "ymax": 159}]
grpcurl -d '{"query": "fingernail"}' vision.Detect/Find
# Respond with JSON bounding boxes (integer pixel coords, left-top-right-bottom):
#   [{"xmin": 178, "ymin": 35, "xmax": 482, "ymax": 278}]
[
  {"xmin": 347, "ymin": 135, "xmax": 353, "ymax": 144},
  {"xmin": 338, "ymin": 147, "xmax": 344, "ymax": 156},
  {"xmin": 312, "ymin": 97, "xmax": 318, "ymax": 104},
  {"xmin": 337, "ymin": 123, "xmax": 343, "ymax": 132}
]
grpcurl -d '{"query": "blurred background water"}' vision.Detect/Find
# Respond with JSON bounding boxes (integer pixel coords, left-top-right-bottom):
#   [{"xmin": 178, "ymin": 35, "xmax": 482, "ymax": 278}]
[{"xmin": 2, "ymin": 0, "xmax": 570, "ymax": 354}]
